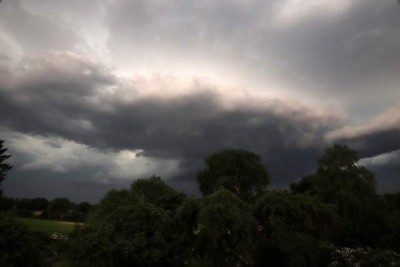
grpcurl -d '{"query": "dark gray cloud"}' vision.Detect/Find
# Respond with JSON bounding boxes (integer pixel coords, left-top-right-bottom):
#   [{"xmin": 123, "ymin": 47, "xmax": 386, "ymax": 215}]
[
  {"xmin": 0, "ymin": 129, "xmax": 180, "ymax": 202},
  {"xmin": 105, "ymin": 0, "xmax": 400, "ymax": 119},
  {"xmin": 336, "ymin": 129, "xmax": 400, "ymax": 159},
  {"xmin": 326, "ymin": 104, "xmax": 400, "ymax": 192},
  {"xmin": 1, "ymin": 0, "xmax": 400, "ymax": 201},
  {"xmin": 372, "ymin": 163, "xmax": 400, "ymax": 194},
  {"xmin": 360, "ymin": 150, "xmax": 400, "ymax": 193},
  {"xmin": 326, "ymin": 103, "xmax": 400, "ymax": 157},
  {"xmin": 329, "ymin": 128, "xmax": 400, "ymax": 192},
  {"xmin": 0, "ymin": 52, "xmax": 342, "ymax": 200}
]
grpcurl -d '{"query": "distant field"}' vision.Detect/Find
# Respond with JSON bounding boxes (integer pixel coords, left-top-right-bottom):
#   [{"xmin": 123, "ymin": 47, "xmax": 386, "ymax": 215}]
[{"xmin": 18, "ymin": 217, "xmax": 81, "ymax": 235}]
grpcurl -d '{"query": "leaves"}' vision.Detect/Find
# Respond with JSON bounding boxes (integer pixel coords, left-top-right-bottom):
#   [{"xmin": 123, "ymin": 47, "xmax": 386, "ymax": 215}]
[
  {"xmin": 0, "ymin": 140, "xmax": 12, "ymax": 196},
  {"xmin": 197, "ymin": 149, "xmax": 269, "ymax": 202}
]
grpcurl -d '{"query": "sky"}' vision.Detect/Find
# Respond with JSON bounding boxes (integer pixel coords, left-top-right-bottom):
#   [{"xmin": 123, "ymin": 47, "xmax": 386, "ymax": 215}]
[{"xmin": 1, "ymin": 0, "xmax": 400, "ymax": 202}]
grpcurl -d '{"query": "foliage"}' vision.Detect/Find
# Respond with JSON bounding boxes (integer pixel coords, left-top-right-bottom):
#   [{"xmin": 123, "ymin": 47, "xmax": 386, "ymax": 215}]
[
  {"xmin": 328, "ymin": 247, "xmax": 400, "ymax": 267},
  {"xmin": 196, "ymin": 189, "xmax": 256, "ymax": 266},
  {"xmin": 252, "ymin": 190, "xmax": 344, "ymax": 266},
  {"xmin": 46, "ymin": 197, "xmax": 75, "ymax": 220},
  {"xmin": 381, "ymin": 210, "xmax": 400, "ymax": 250},
  {"xmin": 0, "ymin": 212, "xmax": 44, "ymax": 267},
  {"xmin": 130, "ymin": 175, "xmax": 186, "ymax": 212},
  {"xmin": 291, "ymin": 144, "xmax": 383, "ymax": 246},
  {"xmin": 172, "ymin": 197, "xmax": 202, "ymax": 263},
  {"xmin": 384, "ymin": 192, "xmax": 400, "ymax": 210},
  {"xmin": 197, "ymin": 149, "xmax": 269, "ymax": 202},
  {"xmin": 70, "ymin": 176, "xmax": 188, "ymax": 267},
  {"xmin": 3, "ymin": 143, "xmax": 400, "ymax": 266},
  {"xmin": 0, "ymin": 195, "xmax": 15, "ymax": 210},
  {"xmin": 291, "ymin": 144, "xmax": 376, "ymax": 201},
  {"xmin": 0, "ymin": 140, "xmax": 12, "ymax": 196},
  {"xmin": 77, "ymin": 201, "xmax": 92, "ymax": 214},
  {"xmin": 23, "ymin": 198, "xmax": 49, "ymax": 211},
  {"xmin": 70, "ymin": 203, "xmax": 178, "ymax": 267},
  {"xmin": 254, "ymin": 190, "xmax": 345, "ymax": 241},
  {"xmin": 94, "ymin": 189, "xmax": 132, "ymax": 217},
  {"xmin": 40, "ymin": 197, "xmax": 91, "ymax": 222}
]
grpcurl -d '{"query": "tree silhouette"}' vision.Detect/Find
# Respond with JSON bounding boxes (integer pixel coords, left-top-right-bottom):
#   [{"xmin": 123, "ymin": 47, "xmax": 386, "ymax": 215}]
[
  {"xmin": 0, "ymin": 140, "xmax": 12, "ymax": 196},
  {"xmin": 197, "ymin": 149, "xmax": 269, "ymax": 202},
  {"xmin": 291, "ymin": 144, "xmax": 381, "ymax": 245}
]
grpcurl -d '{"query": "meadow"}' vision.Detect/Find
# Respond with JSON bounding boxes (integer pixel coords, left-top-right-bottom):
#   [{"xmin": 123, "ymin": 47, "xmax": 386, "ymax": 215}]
[{"xmin": 18, "ymin": 217, "xmax": 80, "ymax": 235}]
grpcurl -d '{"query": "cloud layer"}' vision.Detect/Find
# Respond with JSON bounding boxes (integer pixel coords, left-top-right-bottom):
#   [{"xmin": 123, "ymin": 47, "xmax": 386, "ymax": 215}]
[
  {"xmin": 0, "ymin": 52, "xmax": 344, "ymax": 200},
  {"xmin": 1, "ymin": 0, "xmax": 400, "ymax": 201}
]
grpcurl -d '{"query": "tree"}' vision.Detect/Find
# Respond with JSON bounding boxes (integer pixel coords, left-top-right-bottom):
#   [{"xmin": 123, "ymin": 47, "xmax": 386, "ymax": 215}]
[
  {"xmin": 195, "ymin": 189, "xmax": 256, "ymax": 266},
  {"xmin": 77, "ymin": 201, "xmax": 92, "ymax": 214},
  {"xmin": 71, "ymin": 176, "xmax": 188, "ymax": 267},
  {"xmin": 253, "ymin": 190, "xmax": 345, "ymax": 267},
  {"xmin": 0, "ymin": 140, "xmax": 12, "ymax": 196},
  {"xmin": 197, "ymin": 149, "xmax": 269, "ymax": 202},
  {"xmin": 46, "ymin": 198, "xmax": 74, "ymax": 220},
  {"xmin": 291, "ymin": 144, "xmax": 381, "ymax": 245},
  {"xmin": 71, "ymin": 203, "xmax": 177, "ymax": 267},
  {"xmin": 0, "ymin": 212, "xmax": 44, "ymax": 266},
  {"xmin": 131, "ymin": 176, "xmax": 186, "ymax": 212},
  {"xmin": 291, "ymin": 144, "xmax": 376, "ymax": 200},
  {"xmin": 15, "ymin": 198, "xmax": 49, "ymax": 211}
]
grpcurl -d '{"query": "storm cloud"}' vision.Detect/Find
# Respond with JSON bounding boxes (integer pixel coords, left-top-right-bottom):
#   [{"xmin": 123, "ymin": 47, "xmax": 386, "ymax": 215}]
[
  {"xmin": 326, "ymin": 103, "xmax": 400, "ymax": 157},
  {"xmin": 1, "ymin": 0, "xmax": 400, "ymax": 201},
  {"xmin": 0, "ymin": 52, "xmax": 343, "ymax": 200}
]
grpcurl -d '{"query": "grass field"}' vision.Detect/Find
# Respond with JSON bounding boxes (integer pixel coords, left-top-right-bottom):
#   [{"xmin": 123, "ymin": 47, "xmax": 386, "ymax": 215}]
[{"xmin": 18, "ymin": 217, "xmax": 81, "ymax": 235}]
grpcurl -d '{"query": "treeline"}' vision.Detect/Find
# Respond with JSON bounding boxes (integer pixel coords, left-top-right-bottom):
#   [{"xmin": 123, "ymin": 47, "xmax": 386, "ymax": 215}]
[
  {"xmin": 0, "ymin": 197, "xmax": 92, "ymax": 222},
  {"xmin": 2, "ymin": 143, "xmax": 400, "ymax": 266},
  {"xmin": 69, "ymin": 145, "xmax": 400, "ymax": 266}
]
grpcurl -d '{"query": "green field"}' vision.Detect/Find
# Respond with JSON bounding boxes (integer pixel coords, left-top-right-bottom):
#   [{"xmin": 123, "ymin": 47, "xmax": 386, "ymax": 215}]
[{"xmin": 18, "ymin": 217, "xmax": 80, "ymax": 235}]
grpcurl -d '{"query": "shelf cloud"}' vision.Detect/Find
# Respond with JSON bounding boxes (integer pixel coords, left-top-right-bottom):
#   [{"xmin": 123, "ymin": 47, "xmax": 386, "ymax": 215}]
[{"xmin": 1, "ymin": 0, "xmax": 400, "ymax": 201}]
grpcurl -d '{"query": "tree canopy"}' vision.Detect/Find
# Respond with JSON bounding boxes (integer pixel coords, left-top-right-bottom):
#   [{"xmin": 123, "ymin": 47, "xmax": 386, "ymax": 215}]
[
  {"xmin": 197, "ymin": 149, "xmax": 269, "ymax": 202},
  {"xmin": 291, "ymin": 144, "xmax": 381, "ymax": 245},
  {"xmin": 3, "ymin": 143, "xmax": 400, "ymax": 266},
  {"xmin": 0, "ymin": 140, "xmax": 12, "ymax": 196}
]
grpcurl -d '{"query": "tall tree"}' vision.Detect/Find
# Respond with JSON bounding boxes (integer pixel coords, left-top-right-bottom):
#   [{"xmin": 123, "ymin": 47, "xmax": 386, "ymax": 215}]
[
  {"xmin": 71, "ymin": 176, "xmax": 187, "ymax": 267},
  {"xmin": 197, "ymin": 149, "xmax": 269, "ymax": 202},
  {"xmin": 0, "ymin": 140, "xmax": 12, "ymax": 196},
  {"xmin": 253, "ymin": 190, "xmax": 345, "ymax": 267},
  {"xmin": 131, "ymin": 176, "xmax": 186, "ymax": 212},
  {"xmin": 196, "ymin": 189, "xmax": 256, "ymax": 266},
  {"xmin": 291, "ymin": 144, "xmax": 381, "ymax": 245}
]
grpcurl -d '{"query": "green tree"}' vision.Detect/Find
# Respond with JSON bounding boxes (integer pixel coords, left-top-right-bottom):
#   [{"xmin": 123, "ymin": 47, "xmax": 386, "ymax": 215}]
[
  {"xmin": 252, "ymin": 190, "xmax": 345, "ymax": 267},
  {"xmin": 291, "ymin": 144, "xmax": 381, "ymax": 245},
  {"xmin": 71, "ymin": 203, "xmax": 176, "ymax": 267},
  {"xmin": 94, "ymin": 189, "xmax": 132, "ymax": 217},
  {"xmin": 329, "ymin": 247, "xmax": 400, "ymax": 266},
  {"xmin": 46, "ymin": 197, "xmax": 75, "ymax": 220},
  {"xmin": 29, "ymin": 198, "xmax": 49, "ymax": 211},
  {"xmin": 0, "ymin": 140, "xmax": 12, "ymax": 196},
  {"xmin": 77, "ymin": 201, "xmax": 92, "ymax": 214},
  {"xmin": 291, "ymin": 144, "xmax": 376, "ymax": 202},
  {"xmin": 172, "ymin": 197, "xmax": 201, "ymax": 263},
  {"xmin": 195, "ymin": 189, "xmax": 256, "ymax": 266},
  {"xmin": 381, "ymin": 192, "xmax": 400, "ymax": 250},
  {"xmin": 0, "ymin": 212, "xmax": 44, "ymax": 266},
  {"xmin": 197, "ymin": 149, "xmax": 269, "ymax": 202},
  {"xmin": 131, "ymin": 176, "xmax": 186, "ymax": 212},
  {"xmin": 70, "ymin": 176, "xmax": 188, "ymax": 267}
]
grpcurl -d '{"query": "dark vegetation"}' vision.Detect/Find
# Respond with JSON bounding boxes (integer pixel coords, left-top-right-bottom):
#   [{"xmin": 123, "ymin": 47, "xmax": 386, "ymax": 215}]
[
  {"xmin": 1, "ymin": 140, "xmax": 400, "ymax": 266},
  {"xmin": 0, "ymin": 197, "xmax": 92, "ymax": 222}
]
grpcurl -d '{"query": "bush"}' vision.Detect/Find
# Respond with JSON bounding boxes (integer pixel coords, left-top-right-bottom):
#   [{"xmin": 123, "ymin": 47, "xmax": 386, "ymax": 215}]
[{"xmin": 0, "ymin": 212, "xmax": 45, "ymax": 267}]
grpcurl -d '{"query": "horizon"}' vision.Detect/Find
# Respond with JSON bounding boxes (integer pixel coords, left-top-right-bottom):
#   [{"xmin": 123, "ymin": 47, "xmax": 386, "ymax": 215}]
[{"xmin": 1, "ymin": 0, "xmax": 400, "ymax": 202}]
